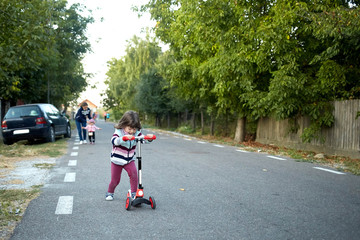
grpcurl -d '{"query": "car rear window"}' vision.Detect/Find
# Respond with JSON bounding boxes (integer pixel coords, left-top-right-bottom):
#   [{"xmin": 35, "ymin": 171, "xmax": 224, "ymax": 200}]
[{"xmin": 5, "ymin": 106, "xmax": 41, "ymax": 119}]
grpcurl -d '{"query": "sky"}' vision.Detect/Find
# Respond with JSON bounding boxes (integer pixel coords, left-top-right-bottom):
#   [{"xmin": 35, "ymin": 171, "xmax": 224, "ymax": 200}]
[{"xmin": 66, "ymin": 0, "xmax": 156, "ymax": 108}]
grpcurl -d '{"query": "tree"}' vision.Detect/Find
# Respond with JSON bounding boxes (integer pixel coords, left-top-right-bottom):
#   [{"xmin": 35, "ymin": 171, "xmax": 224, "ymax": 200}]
[
  {"xmin": 143, "ymin": 0, "xmax": 273, "ymax": 139},
  {"xmin": 154, "ymin": 50, "xmax": 195, "ymax": 128},
  {"xmin": 104, "ymin": 34, "xmax": 162, "ymax": 113},
  {"xmin": 0, "ymin": 0, "xmax": 51, "ymax": 102},
  {"xmin": 0, "ymin": 0, "xmax": 93, "ymax": 110},
  {"xmin": 47, "ymin": 2, "xmax": 93, "ymax": 107},
  {"xmin": 256, "ymin": 0, "xmax": 360, "ymax": 142},
  {"xmin": 143, "ymin": 0, "xmax": 360, "ymax": 142},
  {"xmin": 135, "ymin": 68, "xmax": 168, "ymax": 126}
]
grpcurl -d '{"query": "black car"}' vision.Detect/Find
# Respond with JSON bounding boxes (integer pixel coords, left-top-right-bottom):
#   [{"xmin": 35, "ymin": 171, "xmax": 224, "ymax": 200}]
[{"xmin": 1, "ymin": 103, "xmax": 71, "ymax": 145}]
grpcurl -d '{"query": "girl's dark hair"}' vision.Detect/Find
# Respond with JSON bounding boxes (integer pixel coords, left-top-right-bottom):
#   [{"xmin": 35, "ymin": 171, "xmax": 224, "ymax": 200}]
[
  {"xmin": 115, "ymin": 110, "xmax": 141, "ymax": 130},
  {"xmin": 81, "ymin": 102, "xmax": 88, "ymax": 107}
]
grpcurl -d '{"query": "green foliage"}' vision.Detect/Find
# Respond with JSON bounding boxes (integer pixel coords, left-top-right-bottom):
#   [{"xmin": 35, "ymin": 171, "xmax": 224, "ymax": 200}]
[
  {"xmin": 0, "ymin": 0, "xmax": 49, "ymax": 100},
  {"xmin": 104, "ymin": 34, "xmax": 162, "ymax": 112},
  {"xmin": 177, "ymin": 124, "xmax": 195, "ymax": 134},
  {"xmin": 0, "ymin": 0, "xmax": 93, "ymax": 107},
  {"xmin": 135, "ymin": 68, "xmax": 170, "ymax": 116},
  {"xmin": 134, "ymin": 0, "xmax": 360, "ymax": 142},
  {"xmin": 256, "ymin": 0, "xmax": 358, "ymax": 141}
]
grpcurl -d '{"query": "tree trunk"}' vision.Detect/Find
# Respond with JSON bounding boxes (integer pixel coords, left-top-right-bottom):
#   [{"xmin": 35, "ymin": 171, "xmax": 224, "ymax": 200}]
[
  {"xmin": 201, "ymin": 110, "xmax": 204, "ymax": 135},
  {"xmin": 1, "ymin": 100, "xmax": 11, "ymax": 124},
  {"xmin": 178, "ymin": 112, "xmax": 181, "ymax": 128},
  {"xmin": 234, "ymin": 117, "xmax": 246, "ymax": 142},
  {"xmin": 225, "ymin": 114, "xmax": 229, "ymax": 136},
  {"xmin": 167, "ymin": 112, "xmax": 170, "ymax": 128},
  {"xmin": 156, "ymin": 114, "xmax": 161, "ymax": 127},
  {"xmin": 0, "ymin": 99, "xmax": 3, "ymax": 127},
  {"xmin": 191, "ymin": 112, "xmax": 196, "ymax": 131},
  {"xmin": 184, "ymin": 109, "xmax": 188, "ymax": 123},
  {"xmin": 210, "ymin": 115, "xmax": 215, "ymax": 136}
]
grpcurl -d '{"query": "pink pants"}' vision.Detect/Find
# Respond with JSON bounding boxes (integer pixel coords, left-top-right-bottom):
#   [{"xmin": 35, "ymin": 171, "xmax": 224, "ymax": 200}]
[{"xmin": 107, "ymin": 161, "xmax": 138, "ymax": 193}]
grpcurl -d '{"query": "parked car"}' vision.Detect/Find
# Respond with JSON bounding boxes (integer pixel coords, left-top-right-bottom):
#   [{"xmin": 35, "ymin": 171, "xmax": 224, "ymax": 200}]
[{"xmin": 1, "ymin": 103, "xmax": 71, "ymax": 145}]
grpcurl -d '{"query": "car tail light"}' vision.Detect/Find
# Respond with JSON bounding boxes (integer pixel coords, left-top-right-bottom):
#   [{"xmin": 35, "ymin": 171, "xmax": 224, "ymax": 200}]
[
  {"xmin": 1, "ymin": 121, "xmax": 7, "ymax": 129},
  {"xmin": 36, "ymin": 117, "xmax": 46, "ymax": 124}
]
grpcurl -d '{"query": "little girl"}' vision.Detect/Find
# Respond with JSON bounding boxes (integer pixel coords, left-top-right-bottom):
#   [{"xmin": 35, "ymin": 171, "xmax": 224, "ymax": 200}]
[
  {"xmin": 82, "ymin": 119, "xmax": 101, "ymax": 144},
  {"xmin": 105, "ymin": 110, "xmax": 153, "ymax": 201}
]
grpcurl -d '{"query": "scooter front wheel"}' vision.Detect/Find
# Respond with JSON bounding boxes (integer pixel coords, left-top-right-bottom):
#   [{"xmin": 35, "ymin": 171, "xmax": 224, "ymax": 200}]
[
  {"xmin": 125, "ymin": 197, "xmax": 132, "ymax": 210},
  {"xmin": 149, "ymin": 196, "xmax": 156, "ymax": 210}
]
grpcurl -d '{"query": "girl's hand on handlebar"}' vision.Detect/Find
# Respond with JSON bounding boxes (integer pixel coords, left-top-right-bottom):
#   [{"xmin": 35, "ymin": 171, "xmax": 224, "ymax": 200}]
[
  {"xmin": 122, "ymin": 134, "xmax": 156, "ymax": 142},
  {"xmin": 123, "ymin": 135, "xmax": 134, "ymax": 141}
]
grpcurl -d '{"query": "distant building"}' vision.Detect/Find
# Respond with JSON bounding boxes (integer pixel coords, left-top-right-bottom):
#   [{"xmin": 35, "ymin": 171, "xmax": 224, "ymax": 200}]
[
  {"xmin": 79, "ymin": 99, "xmax": 97, "ymax": 112},
  {"xmin": 66, "ymin": 99, "xmax": 99, "ymax": 120},
  {"xmin": 78, "ymin": 99, "xmax": 98, "ymax": 120}
]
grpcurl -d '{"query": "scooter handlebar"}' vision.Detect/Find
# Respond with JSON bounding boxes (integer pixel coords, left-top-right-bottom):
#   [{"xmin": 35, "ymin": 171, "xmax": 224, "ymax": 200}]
[
  {"xmin": 144, "ymin": 135, "xmax": 157, "ymax": 140},
  {"xmin": 122, "ymin": 136, "xmax": 135, "ymax": 141},
  {"xmin": 122, "ymin": 135, "xmax": 156, "ymax": 141}
]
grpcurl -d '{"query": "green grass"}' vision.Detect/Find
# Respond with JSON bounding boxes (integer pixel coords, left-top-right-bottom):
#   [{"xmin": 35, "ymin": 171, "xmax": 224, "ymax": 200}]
[
  {"xmin": 0, "ymin": 138, "xmax": 67, "ymax": 158},
  {"xmin": 0, "ymin": 137, "xmax": 69, "ymax": 239},
  {"xmin": 0, "ymin": 186, "xmax": 41, "ymax": 228},
  {"xmin": 177, "ymin": 125, "xmax": 195, "ymax": 134},
  {"xmin": 33, "ymin": 163, "xmax": 56, "ymax": 169},
  {"xmin": 69, "ymin": 120, "xmax": 76, "ymax": 132}
]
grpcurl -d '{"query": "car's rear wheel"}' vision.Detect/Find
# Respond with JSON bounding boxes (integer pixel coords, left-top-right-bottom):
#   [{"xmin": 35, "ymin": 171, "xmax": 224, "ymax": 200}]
[
  {"xmin": 3, "ymin": 138, "xmax": 14, "ymax": 145},
  {"xmin": 46, "ymin": 126, "xmax": 55, "ymax": 143},
  {"xmin": 64, "ymin": 124, "xmax": 71, "ymax": 138}
]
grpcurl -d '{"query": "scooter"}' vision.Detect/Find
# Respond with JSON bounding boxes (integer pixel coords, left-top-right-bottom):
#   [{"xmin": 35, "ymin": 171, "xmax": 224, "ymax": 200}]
[{"xmin": 122, "ymin": 134, "xmax": 157, "ymax": 210}]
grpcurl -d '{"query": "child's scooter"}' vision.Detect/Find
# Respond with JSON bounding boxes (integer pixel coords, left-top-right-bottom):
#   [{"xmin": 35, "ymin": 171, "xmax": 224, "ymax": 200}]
[{"xmin": 122, "ymin": 134, "xmax": 157, "ymax": 210}]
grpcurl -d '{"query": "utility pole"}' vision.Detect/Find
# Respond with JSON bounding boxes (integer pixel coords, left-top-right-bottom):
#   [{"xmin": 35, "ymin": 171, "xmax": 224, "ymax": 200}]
[
  {"xmin": 0, "ymin": 98, "xmax": 2, "ymax": 124},
  {"xmin": 47, "ymin": 0, "xmax": 53, "ymax": 103},
  {"xmin": 0, "ymin": 98, "xmax": 2, "ymax": 141},
  {"xmin": 47, "ymin": 73, "xmax": 50, "ymax": 103}
]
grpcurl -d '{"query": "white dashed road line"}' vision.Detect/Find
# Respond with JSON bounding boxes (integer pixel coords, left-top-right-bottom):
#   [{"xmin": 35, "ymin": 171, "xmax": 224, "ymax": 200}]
[
  {"xmin": 64, "ymin": 173, "xmax": 76, "ymax": 182},
  {"xmin": 55, "ymin": 196, "xmax": 73, "ymax": 215},
  {"xmin": 70, "ymin": 152, "xmax": 78, "ymax": 157},
  {"xmin": 313, "ymin": 167, "xmax": 346, "ymax": 175},
  {"xmin": 54, "ymin": 138, "xmax": 79, "ymax": 215},
  {"xmin": 267, "ymin": 156, "xmax": 286, "ymax": 161},
  {"xmin": 213, "ymin": 144, "xmax": 224, "ymax": 148},
  {"xmin": 68, "ymin": 160, "xmax": 77, "ymax": 167},
  {"xmin": 179, "ymin": 132, "xmax": 346, "ymax": 178},
  {"xmin": 236, "ymin": 149, "xmax": 249, "ymax": 153}
]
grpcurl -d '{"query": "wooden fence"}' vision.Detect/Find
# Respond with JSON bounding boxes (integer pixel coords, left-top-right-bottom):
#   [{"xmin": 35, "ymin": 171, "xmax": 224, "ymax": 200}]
[{"xmin": 256, "ymin": 99, "xmax": 360, "ymax": 159}]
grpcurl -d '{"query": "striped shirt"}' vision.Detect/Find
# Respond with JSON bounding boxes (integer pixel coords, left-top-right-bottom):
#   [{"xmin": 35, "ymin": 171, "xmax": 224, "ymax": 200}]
[{"xmin": 110, "ymin": 129, "xmax": 142, "ymax": 166}]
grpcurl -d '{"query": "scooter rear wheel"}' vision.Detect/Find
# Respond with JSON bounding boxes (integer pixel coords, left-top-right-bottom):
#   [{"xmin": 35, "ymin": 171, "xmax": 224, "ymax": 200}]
[
  {"xmin": 125, "ymin": 197, "xmax": 132, "ymax": 210},
  {"xmin": 149, "ymin": 196, "xmax": 156, "ymax": 209}
]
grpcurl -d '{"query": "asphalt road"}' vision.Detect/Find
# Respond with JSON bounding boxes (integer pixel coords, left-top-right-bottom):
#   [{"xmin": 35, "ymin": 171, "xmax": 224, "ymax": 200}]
[{"xmin": 10, "ymin": 120, "xmax": 360, "ymax": 240}]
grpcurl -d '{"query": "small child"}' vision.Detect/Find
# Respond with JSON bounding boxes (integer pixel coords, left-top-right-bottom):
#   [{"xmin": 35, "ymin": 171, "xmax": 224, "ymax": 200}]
[
  {"xmin": 105, "ymin": 110, "xmax": 153, "ymax": 201},
  {"xmin": 82, "ymin": 119, "xmax": 101, "ymax": 144}
]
